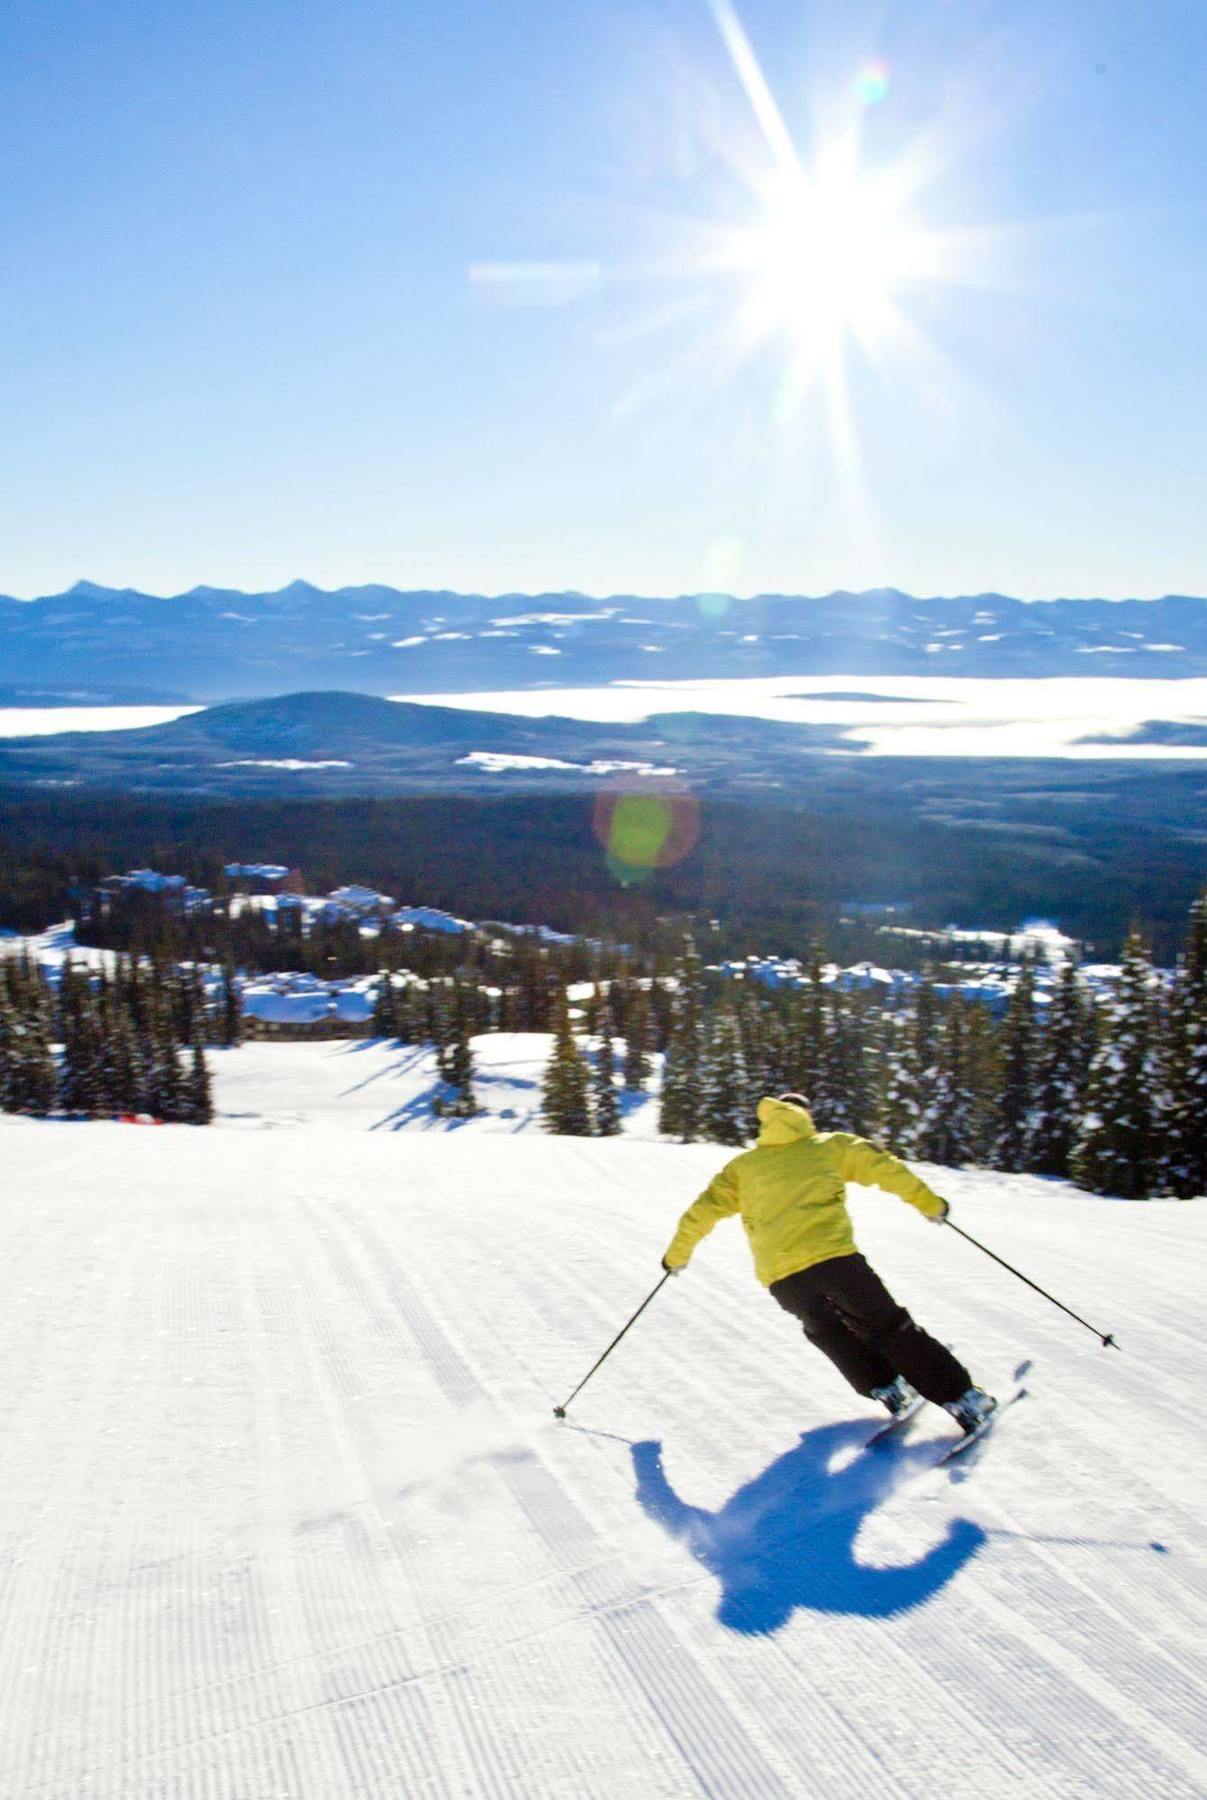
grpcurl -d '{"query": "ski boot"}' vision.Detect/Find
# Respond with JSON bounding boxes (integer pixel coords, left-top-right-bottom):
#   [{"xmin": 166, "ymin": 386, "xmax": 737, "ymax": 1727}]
[
  {"xmin": 871, "ymin": 1376, "xmax": 921, "ymax": 1419},
  {"xmin": 944, "ymin": 1386, "xmax": 998, "ymax": 1436}
]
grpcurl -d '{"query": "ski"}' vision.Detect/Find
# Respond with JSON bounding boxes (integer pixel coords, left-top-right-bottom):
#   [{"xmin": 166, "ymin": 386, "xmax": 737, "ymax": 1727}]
[
  {"xmin": 934, "ymin": 1385, "xmax": 1027, "ymax": 1466},
  {"xmin": 865, "ymin": 1390, "xmax": 928, "ymax": 1448}
]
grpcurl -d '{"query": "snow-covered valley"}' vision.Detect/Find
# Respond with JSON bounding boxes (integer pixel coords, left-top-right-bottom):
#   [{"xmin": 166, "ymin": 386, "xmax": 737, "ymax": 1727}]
[{"xmin": 1, "ymin": 1041, "xmax": 1204, "ymax": 1797}]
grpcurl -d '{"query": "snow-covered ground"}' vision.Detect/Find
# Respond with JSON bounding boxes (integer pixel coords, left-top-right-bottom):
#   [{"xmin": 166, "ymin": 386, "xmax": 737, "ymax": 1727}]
[
  {"xmin": 211, "ymin": 1034, "xmax": 664, "ymax": 1137},
  {"xmin": 1, "ymin": 1044, "xmax": 1205, "ymax": 1798}
]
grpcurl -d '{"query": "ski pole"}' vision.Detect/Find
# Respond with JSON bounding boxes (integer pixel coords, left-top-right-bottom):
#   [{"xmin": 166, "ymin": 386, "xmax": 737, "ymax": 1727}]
[
  {"xmin": 944, "ymin": 1219, "xmax": 1119, "ymax": 1349},
  {"xmin": 553, "ymin": 1272, "xmax": 674, "ymax": 1418}
]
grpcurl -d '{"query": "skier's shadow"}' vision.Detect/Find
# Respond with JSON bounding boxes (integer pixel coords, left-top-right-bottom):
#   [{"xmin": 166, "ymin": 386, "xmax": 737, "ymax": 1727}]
[{"xmin": 632, "ymin": 1421, "xmax": 986, "ymax": 1636}]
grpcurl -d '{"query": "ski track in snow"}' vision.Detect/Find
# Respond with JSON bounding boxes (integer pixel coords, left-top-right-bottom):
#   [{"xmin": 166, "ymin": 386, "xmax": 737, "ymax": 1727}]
[{"xmin": 1, "ymin": 1084, "xmax": 1206, "ymax": 1797}]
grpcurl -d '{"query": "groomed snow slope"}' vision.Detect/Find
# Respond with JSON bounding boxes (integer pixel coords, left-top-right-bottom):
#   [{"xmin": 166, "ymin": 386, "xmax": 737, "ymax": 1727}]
[{"xmin": 2, "ymin": 1054, "xmax": 1205, "ymax": 1798}]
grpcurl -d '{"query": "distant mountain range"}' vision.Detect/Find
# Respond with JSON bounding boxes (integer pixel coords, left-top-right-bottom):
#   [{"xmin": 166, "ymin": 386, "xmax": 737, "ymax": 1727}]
[{"xmin": 2, "ymin": 581, "xmax": 1205, "ymax": 702}]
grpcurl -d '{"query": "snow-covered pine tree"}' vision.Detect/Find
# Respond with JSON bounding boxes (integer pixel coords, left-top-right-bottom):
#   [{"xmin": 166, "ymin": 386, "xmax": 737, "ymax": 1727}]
[
  {"xmin": 659, "ymin": 936, "xmax": 705, "ymax": 1142},
  {"xmin": 109, "ymin": 1003, "xmax": 141, "ymax": 1115},
  {"xmin": 846, "ymin": 992, "xmax": 879, "ymax": 1138},
  {"xmin": 96, "ymin": 978, "xmax": 125, "ymax": 1115},
  {"xmin": 906, "ymin": 976, "xmax": 944, "ymax": 1158},
  {"xmin": 59, "ymin": 960, "xmax": 105, "ymax": 1118},
  {"xmin": 701, "ymin": 1006, "xmax": 750, "ymax": 1145},
  {"xmin": 440, "ymin": 1028, "xmax": 478, "ymax": 1118},
  {"xmin": 964, "ymin": 999, "xmax": 1000, "ymax": 1163},
  {"xmin": 0, "ymin": 975, "xmax": 23, "ymax": 1114},
  {"xmin": 397, "ymin": 980, "xmax": 426, "ymax": 1046},
  {"xmin": 592, "ymin": 1003, "xmax": 621, "ymax": 1136},
  {"xmin": 817, "ymin": 984, "xmax": 859, "ymax": 1131},
  {"xmin": 431, "ymin": 980, "xmax": 453, "ymax": 1078},
  {"xmin": 221, "ymin": 957, "xmax": 243, "ymax": 1046},
  {"xmin": 992, "ymin": 958, "xmax": 1038, "ymax": 1171},
  {"xmin": 1153, "ymin": 889, "xmax": 1207, "ymax": 1197},
  {"xmin": 1030, "ymin": 958, "xmax": 1092, "ymax": 1178},
  {"xmin": 437, "ymin": 979, "xmax": 479, "ymax": 1118},
  {"xmin": 0, "ymin": 959, "xmax": 58, "ymax": 1117},
  {"xmin": 874, "ymin": 1006, "xmax": 914, "ymax": 1151},
  {"xmin": 542, "ymin": 989, "xmax": 593, "ymax": 1136},
  {"xmin": 928, "ymin": 998, "xmax": 977, "ymax": 1168},
  {"xmin": 736, "ymin": 984, "xmax": 775, "ymax": 1117},
  {"xmin": 622, "ymin": 984, "xmax": 654, "ymax": 1092},
  {"xmin": 371, "ymin": 970, "xmax": 398, "ymax": 1039},
  {"xmin": 186, "ymin": 1023, "xmax": 213, "ymax": 1124},
  {"xmin": 783, "ymin": 947, "xmax": 827, "ymax": 1106},
  {"xmin": 146, "ymin": 981, "xmax": 186, "ymax": 1122},
  {"xmin": 1071, "ymin": 928, "xmax": 1159, "ymax": 1198}
]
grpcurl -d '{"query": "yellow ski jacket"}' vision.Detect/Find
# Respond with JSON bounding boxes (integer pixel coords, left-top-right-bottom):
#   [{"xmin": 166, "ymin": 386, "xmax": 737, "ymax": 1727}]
[{"xmin": 662, "ymin": 1096, "xmax": 948, "ymax": 1288}]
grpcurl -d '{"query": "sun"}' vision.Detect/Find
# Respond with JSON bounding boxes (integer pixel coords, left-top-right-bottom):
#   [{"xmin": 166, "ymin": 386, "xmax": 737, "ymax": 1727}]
[
  {"xmin": 471, "ymin": 0, "xmax": 992, "ymax": 458},
  {"xmin": 731, "ymin": 162, "xmax": 937, "ymax": 366}
]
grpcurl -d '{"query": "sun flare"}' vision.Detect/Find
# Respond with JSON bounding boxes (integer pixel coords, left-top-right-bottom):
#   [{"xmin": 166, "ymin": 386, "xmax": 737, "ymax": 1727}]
[
  {"xmin": 731, "ymin": 164, "xmax": 938, "ymax": 363},
  {"xmin": 471, "ymin": 0, "xmax": 1001, "ymax": 489}
]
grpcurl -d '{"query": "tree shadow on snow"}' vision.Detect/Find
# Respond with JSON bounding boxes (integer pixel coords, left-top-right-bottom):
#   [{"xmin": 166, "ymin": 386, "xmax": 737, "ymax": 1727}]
[{"xmin": 632, "ymin": 1421, "xmax": 986, "ymax": 1636}]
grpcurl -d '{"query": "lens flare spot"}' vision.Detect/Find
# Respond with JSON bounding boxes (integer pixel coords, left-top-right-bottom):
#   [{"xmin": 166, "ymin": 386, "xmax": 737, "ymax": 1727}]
[
  {"xmin": 700, "ymin": 534, "xmax": 745, "ymax": 607},
  {"xmin": 855, "ymin": 60, "xmax": 890, "ymax": 106},
  {"xmin": 593, "ymin": 786, "xmax": 701, "ymax": 881}
]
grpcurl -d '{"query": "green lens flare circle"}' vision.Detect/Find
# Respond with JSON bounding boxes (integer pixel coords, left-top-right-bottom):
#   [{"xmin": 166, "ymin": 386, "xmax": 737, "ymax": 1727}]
[
  {"xmin": 593, "ymin": 785, "xmax": 700, "ymax": 880},
  {"xmin": 611, "ymin": 794, "xmax": 673, "ymax": 866}
]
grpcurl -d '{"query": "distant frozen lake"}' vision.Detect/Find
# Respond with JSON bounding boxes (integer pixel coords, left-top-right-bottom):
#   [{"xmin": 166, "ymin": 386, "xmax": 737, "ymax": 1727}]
[
  {"xmin": 0, "ymin": 704, "xmax": 202, "ymax": 737},
  {"xmin": 0, "ymin": 677, "xmax": 1204, "ymax": 758},
  {"xmin": 390, "ymin": 674, "xmax": 1207, "ymax": 760}
]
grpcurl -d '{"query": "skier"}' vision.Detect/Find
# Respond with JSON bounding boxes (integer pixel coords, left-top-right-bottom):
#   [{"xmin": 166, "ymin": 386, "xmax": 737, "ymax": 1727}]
[{"xmin": 661, "ymin": 1093, "xmax": 996, "ymax": 1435}]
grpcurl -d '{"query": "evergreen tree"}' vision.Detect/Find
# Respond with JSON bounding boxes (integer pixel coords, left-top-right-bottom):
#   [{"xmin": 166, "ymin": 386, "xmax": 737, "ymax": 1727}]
[
  {"xmin": 592, "ymin": 1004, "xmax": 621, "ymax": 1136},
  {"xmin": 929, "ymin": 1000, "xmax": 977, "ymax": 1167},
  {"xmin": 542, "ymin": 990, "xmax": 593, "ymax": 1136},
  {"xmin": 439, "ymin": 1026, "xmax": 478, "ymax": 1118},
  {"xmin": 435, "ymin": 979, "xmax": 479, "ymax": 1117},
  {"xmin": 221, "ymin": 957, "xmax": 244, "ymax": 1047},
  {"xmin": 622, "ymin": 984, "xmax": 654, "ymax": 1092},
  {"xmin": 146, "ymin": 983, "xmax": 186, "ymax": 1122},
  {"xmin": 0, "ymin": 989, "xmax": 15, "ymax": 1112},
  {"xmin": 431, "ymin": 980, "xmax": 454, "ymax": 1077},
  {"xmin": 874, "ymin": 1008, "xmax": 914, "ymax": 1150},
  {"xmin": 659, "ymin": 936, "xmax": 705, "ymax": 1142},
  {"xmin": 396, "ymin": 979, "xmax": 425, "ymax": 1046},
  {"xmin": 845, "ymin": 993, "xmax": 878, "ymax": 1138},
  {"xmin": 1031, "ymin": 960, "xmax": 1091, "ymax": 1178},
  {"xmin": 783, "ymin": 947, "xmax": 827, "ymax": 1105},
  {"xmin": 59, "ymin": 960, "xmax": 105, "ymax": 1118},
  {"xmin": 884, "ymin": 978, "xmax": 940, "ymax": 1157},
  {"xmin": 736, "ymin": 984, "xmax": 776, "ymax": 1116},
  {"xmin": 816, "ymin": 984, "xmax": 859, "ymax": 1131},
  {"xmin": 701, "ymin": 1006, "xmax": 750, "ymax": 1145},
  {"xmin": 964, "ymin": 1000, "xmax": 1001, "ymax": 1164},
  {"xmin": 372, "ymin": 970, "xmax": 399, "ymax": 1039},
  {"xmin": 1071, "ymin": 928, "xmax": 1158, "ymax": 1198},
  {"xmin": 993, "ymin": 959, "xmax": 1038, "ymax": 1171},
  {"xmin": 186, "ymin": 1025, "xmax": 213, "ymax": 1124},
  {"xmin": 1154, "ymin": 890, "xmax": 1207, "ymax": 1197}
]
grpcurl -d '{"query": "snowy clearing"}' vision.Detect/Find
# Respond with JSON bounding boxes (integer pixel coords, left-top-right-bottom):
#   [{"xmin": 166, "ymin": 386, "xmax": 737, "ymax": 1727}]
[
  {"xmin": 208, "ymin": 1034, "xmax": 664, "ymax": 1136},
  {"xmin": 1, "ymin": 1044, "xmax": 1204, "ymax": 1798}
]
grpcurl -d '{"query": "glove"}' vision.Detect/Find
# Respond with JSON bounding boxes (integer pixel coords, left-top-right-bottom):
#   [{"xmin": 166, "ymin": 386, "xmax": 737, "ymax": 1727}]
[
  {"xmin": 661, "ymin": 1257, "xmax": 682, "ymax": 1275},
  {"xmin": 928, "ymin": 1200, "xmax": 950, "ymax": 1224}
]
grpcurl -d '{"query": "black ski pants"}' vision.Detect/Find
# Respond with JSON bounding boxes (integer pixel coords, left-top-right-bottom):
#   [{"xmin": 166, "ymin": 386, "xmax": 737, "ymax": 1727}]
[{"xmin": 770, "ymin": 1253, "xmax": 970, "ymax": 1406}]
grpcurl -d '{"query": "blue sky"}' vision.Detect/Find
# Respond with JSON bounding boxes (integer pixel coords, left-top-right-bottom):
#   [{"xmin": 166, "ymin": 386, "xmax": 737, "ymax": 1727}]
[{"xmin": 1, "ymin": 0, "xmax": 1204, "ymax": 600}]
